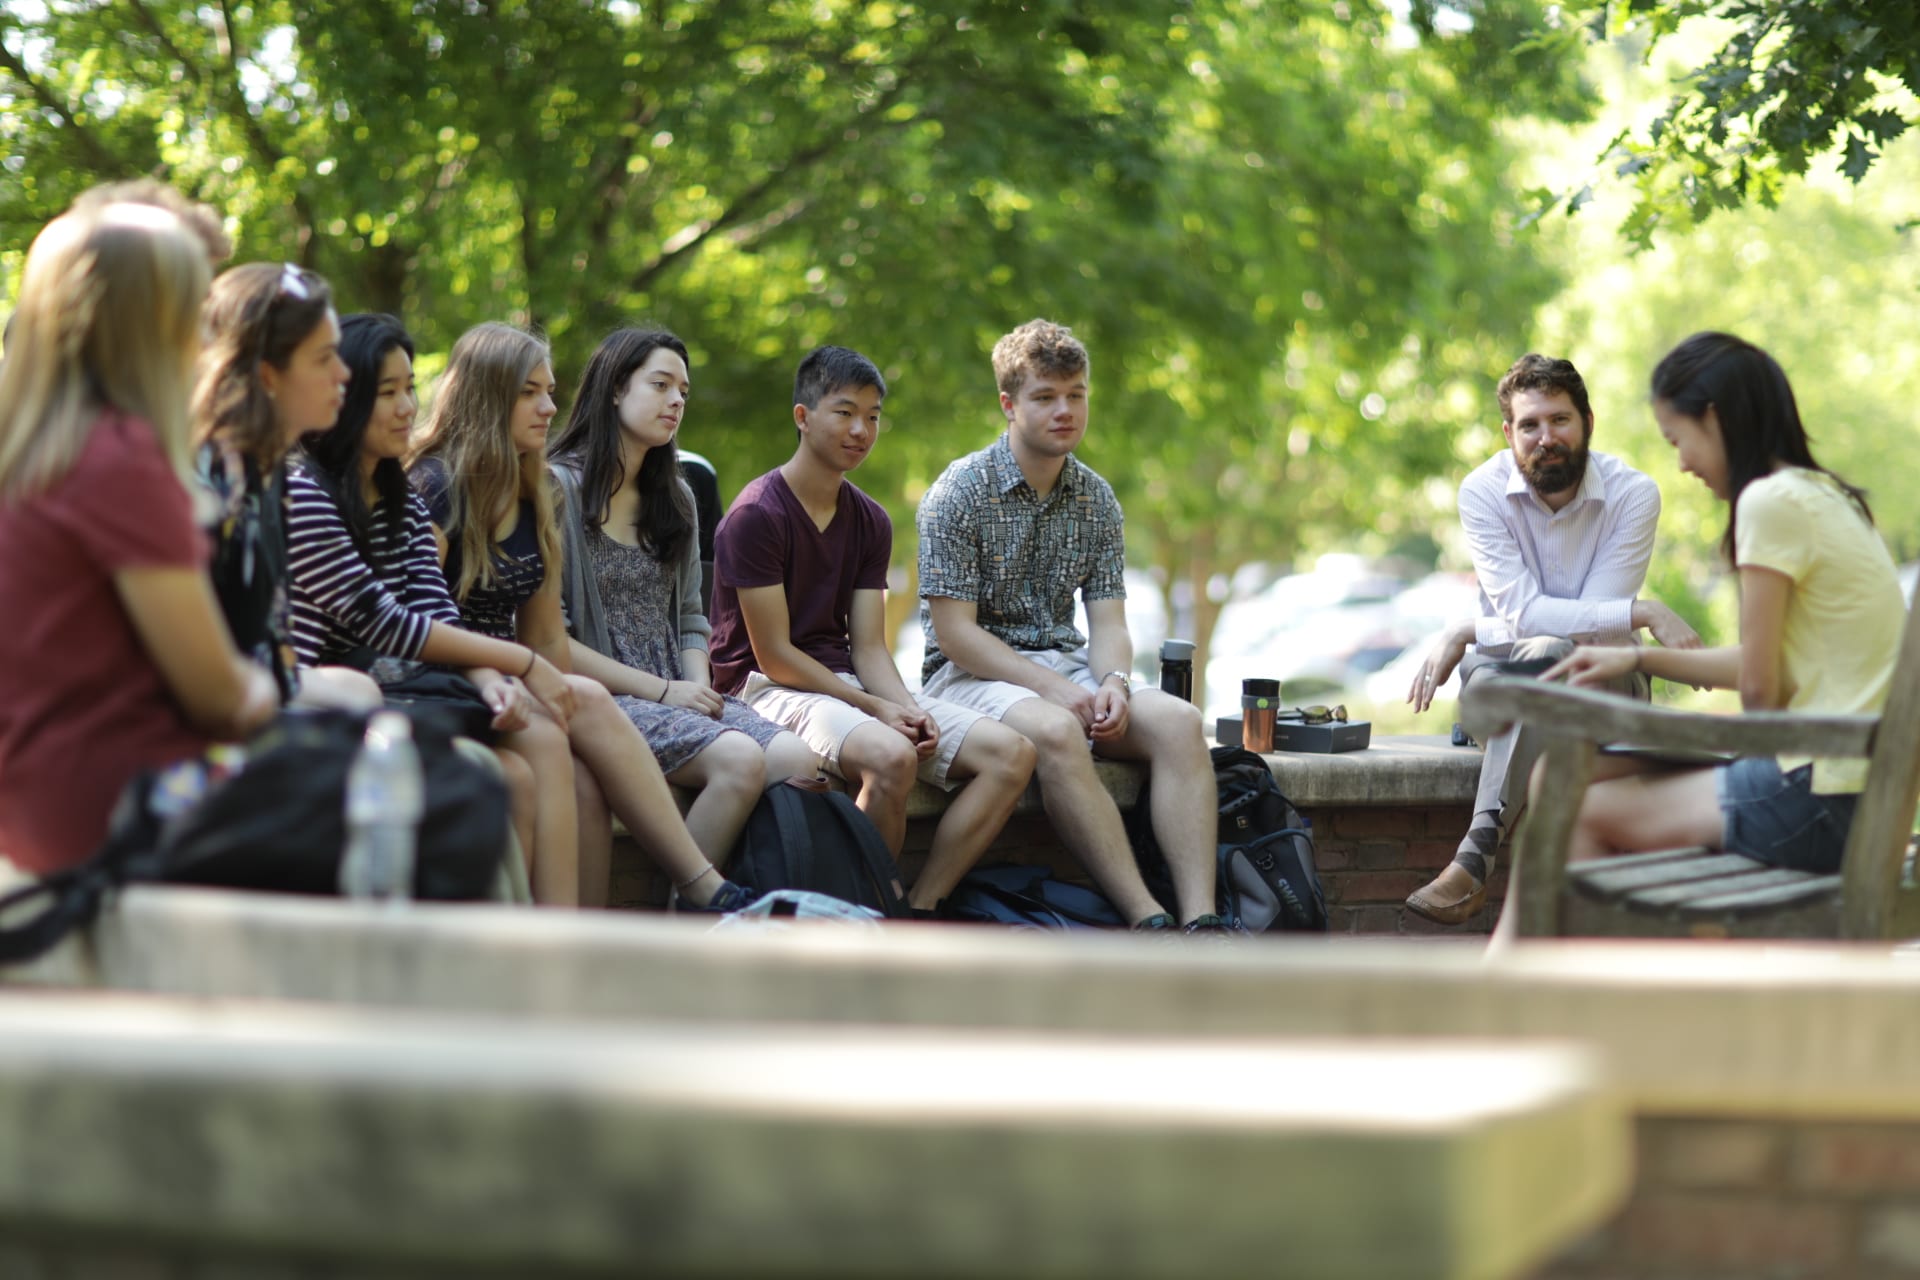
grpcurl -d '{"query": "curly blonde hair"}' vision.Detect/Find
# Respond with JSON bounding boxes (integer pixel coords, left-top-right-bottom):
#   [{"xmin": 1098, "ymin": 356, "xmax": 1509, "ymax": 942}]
[{"xmin": 991, "ymin": 318, "xmax": 1089, "ymax": 398}]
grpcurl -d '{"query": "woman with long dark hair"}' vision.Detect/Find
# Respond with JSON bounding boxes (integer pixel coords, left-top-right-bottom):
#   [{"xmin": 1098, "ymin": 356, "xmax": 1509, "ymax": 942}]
[
  {"xmin": 1541, "ymin": 332, "xmax": 1903, "ymax": 877},
  {"xmin": 546, "ymin": 327, "xmax": 817, "ymax": 876}
]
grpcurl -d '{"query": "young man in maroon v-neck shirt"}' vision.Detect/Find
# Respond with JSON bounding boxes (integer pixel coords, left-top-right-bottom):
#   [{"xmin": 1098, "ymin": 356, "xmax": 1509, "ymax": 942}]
[{"xmin": 707, "ymin": 346, "xmax": 1036, "ymax": 912}]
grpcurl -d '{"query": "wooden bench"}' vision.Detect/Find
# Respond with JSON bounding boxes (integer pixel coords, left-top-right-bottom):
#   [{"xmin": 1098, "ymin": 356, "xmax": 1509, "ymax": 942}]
[{"xmin": 1461, "ymin": 571, "xmax": 1920, "ymax": 938}]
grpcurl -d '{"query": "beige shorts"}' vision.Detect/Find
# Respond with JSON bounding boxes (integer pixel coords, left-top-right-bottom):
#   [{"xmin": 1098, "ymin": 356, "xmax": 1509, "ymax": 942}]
[
  {"xmin": 918, "ymin": 647, "xmax": 1101, "ymax": 719},
  {"xmin": 739, "ymin": 672, "xmax": 984, "ymax": 791}
]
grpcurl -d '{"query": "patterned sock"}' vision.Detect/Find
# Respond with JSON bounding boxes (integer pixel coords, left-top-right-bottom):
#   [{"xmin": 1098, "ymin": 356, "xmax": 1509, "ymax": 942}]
[{"xmin": 1451, "ymin": 811, "xmax": 1501, "ymax": 882}]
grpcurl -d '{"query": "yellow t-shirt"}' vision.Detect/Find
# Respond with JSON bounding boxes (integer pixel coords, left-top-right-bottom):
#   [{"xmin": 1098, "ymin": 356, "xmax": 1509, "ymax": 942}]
[{"xmin": 1735, "ymin": 467, "xmax": 1904, "ymax": 793}]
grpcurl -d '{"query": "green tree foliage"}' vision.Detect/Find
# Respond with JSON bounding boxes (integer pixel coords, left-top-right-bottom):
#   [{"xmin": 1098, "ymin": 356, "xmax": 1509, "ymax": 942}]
[
  {"xmin": 0, "ymin": 0, "xmax": 1587, "ymax": 699},
  {"xmin": 1542, "ymin": 1, "xmax": 1920, "ymax": 245}
]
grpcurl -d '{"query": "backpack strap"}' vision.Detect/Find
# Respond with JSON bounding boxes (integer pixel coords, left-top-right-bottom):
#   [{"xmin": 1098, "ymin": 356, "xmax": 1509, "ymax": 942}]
[
  {"xmin": 0, "ymin": 863, "xmax": 113, "ymax": 965},
  {"xmin": 821, "ymin": 790, "xmax": 909, "ymax": 918},
  {"xmin": 767, "ymin": 781, "xmax": 819, "ymax": 888}
]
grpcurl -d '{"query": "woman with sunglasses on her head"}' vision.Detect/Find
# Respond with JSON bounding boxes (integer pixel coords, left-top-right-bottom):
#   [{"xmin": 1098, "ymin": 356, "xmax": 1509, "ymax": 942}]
[
  {"xmin": 545, "ymin": 328, "xmax": 819, "ymax": 885},
  {"xmin": 191, "ymin": 262, "xmax": 379, "ymax": 711},
  {"xmin": 0, "ymin": 200, "xmax": 277, "ymax": 878},
  {"xmin": 1539, "ymin": 332, "xmax": 1903, "ymax": 882}
]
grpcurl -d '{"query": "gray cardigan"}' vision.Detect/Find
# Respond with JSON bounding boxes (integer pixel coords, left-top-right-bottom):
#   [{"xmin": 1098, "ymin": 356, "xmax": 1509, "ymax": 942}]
[{"xmin": 550, "ymin": 460, "xmax": 710, "ymax": 662}]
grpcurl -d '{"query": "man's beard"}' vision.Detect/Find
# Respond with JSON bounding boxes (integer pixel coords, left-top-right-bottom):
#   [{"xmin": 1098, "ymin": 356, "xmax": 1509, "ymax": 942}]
[{"xmin": 1521, "ymin": 441, "xmax": 1589, "ymax": 496}]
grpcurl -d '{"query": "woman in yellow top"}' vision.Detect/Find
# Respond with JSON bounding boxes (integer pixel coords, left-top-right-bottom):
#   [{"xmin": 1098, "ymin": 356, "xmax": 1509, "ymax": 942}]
[{"xmin": 1545, "ymin": 331, "xmax": 1903, "ymax": 873}]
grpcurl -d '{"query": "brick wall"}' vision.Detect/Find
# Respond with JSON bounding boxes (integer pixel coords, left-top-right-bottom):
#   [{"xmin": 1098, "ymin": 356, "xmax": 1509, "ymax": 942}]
[
  {"xmin": 609, "ymin": 800, "xmax": 1511, "ymax": 935},
  {"xmin": 1310, "ymin": 803, "xmax": 1510, "ymax": 935},
  {"xmin": 1545, "ymin": 1117, "xmax": 1920, "ymax": 1279}
]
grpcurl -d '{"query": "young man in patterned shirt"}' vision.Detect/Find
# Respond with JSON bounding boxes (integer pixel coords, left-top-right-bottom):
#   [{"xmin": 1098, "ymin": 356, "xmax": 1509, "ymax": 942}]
[
  {"xmin": 917, "ymin": 319, "xmax": 1230, "ymax": 933},
  {"xmin": 708, "ymin": 346, "xmax": 1037, "ymax": 913}
]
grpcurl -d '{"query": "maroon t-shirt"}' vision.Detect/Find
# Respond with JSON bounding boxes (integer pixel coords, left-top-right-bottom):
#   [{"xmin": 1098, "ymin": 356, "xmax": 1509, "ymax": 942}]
[
  {"xmin": 0, "ymin": 413, "xmax": 214, "ymax": 874},
  {"xmin": 709, "ymin": 470, "xmax": 891, "ymax": 695}
]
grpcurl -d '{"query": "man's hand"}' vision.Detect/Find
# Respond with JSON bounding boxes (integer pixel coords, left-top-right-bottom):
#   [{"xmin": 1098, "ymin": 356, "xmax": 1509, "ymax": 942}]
[
  {"xmin": 1542, "ymin": 645, "xmax": 1638, "ymax": 689},
  {"xmin": 1636, "ymin": 600, "xmax": 1703, "ymax": 652},
  {"xmin": 1041, "ymin": 675, "xmax": 1099, "ymax": 732},
  {"xmin": 873, "ymin": 698, "xmax": 940, "ymax": 760},
  {"xmin": 1090, "ymin": 680, "xmax": 1130, "ymax": 741},
  {"xmin": 1408, "ymin": 620, "xmax": 1474, "ymax": 714},
  {"xmin": 660, "ymin": 679, "xmax": 724, "ymax": 718}
]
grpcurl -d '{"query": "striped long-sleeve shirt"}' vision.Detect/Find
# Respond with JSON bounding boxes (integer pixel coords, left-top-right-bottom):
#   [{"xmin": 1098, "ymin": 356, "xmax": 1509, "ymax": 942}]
[{"xmin": 287, "ymin": 464, "xmax": 461, "ymax": 668}]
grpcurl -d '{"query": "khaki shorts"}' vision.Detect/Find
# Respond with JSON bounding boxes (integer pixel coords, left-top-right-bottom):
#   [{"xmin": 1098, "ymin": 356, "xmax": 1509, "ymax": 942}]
[
  {"xmin": 918, "ymin": 646, "xmax": 1101, "ymax": 720},
  {"xmin": 739, "ymin": 672, "xmax": 984, "ymax": 791}
]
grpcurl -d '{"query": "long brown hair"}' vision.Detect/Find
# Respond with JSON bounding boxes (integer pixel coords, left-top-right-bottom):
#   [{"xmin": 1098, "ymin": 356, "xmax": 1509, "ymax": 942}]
[
  {"xmin": 548, "ymin": 326, "xmax": 694, "ymax": 564},
  {"xmin": 0, "ymin": 202, "xmax": 210, "ymax": 498},
  {"xmin": 191, "ymin": 262, "xmax": 334, "ymax": 470},
  {"xmin": 409, "ymin": 322, "xmax": 562, "ymax": 602}
]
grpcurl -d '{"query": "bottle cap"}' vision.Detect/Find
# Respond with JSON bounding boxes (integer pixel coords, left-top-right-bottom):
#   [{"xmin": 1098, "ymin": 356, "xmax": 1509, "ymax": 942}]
[
  {"xmin": 367, "ymin": 709, "xmax": 414, "ymax": 745},
  {"xmin": 1160, "ymin": 638, "xmax": 1195, "ymax": 661},
  {"xmin": 1242, "ymin": 677, "xmax": 1280, "ymax": 697}
]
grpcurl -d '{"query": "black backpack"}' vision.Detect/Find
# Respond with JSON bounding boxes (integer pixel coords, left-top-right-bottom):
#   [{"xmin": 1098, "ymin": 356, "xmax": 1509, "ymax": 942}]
[
  {"xmin": 0, "ymin": 707, "xmax": 510, "ymax": 964},
  {"xmin": 1128, "ymin": 745, "xmax": 1328, "ymax": 932},
  {"xmin": 727, "ymin": 778, "xmax": 911, "ymax": 919},
  {"xmin": 940, "ymin": 864, "xmax": 1128, "ymax": 930}
]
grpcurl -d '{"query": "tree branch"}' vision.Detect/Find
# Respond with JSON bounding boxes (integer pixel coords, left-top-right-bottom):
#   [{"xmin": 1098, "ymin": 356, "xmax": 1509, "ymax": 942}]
[
  {"xmin": 566, "ymin": 93, "xmax": 661, "ymax": 257},
  {"xmin": 0, "ymin": 38, "xmax": 129, "ymax": 176},
  {"xmin": 124, "ymin": 0, "xmax": 317, "ymax": 255},
  {"xmin": 628, "ymin": 80, "xmax": 913, "ymax": 293}
]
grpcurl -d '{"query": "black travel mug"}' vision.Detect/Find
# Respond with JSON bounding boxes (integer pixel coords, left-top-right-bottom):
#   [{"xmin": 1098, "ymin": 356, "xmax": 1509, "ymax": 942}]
[{"xmin": 1159, "ymin": 639, "xmax": 1195, "ymax": 703}]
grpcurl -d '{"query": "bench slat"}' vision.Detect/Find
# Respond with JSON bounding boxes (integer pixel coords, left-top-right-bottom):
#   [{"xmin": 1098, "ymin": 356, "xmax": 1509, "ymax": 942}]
[
  {"xmin": 1681, "ymin": 874, "xmax": 1842, "ymax": 916},
  {"xmin": 1625, "ymin": 867, "xmax": 1810, "ymax": 909},
  {"xmin": 1573, "ymin": 851, "xmax": 1750, "ymax": 900},
  {"xmin": 1574, "ymin": 846, "xmax": 1715, "ymax": 875}
]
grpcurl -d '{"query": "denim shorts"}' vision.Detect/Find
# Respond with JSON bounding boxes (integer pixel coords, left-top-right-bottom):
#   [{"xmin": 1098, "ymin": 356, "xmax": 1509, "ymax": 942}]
[{"xmin": 1716, "ymin": 757, "xmax": 1858, "ymax": 873}]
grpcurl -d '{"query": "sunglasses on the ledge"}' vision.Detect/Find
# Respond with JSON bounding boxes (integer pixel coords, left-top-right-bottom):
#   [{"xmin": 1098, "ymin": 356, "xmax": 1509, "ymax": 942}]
[{"xmin": 1276, "ymin": 704, "xmax": 1348, "ymax": 725}]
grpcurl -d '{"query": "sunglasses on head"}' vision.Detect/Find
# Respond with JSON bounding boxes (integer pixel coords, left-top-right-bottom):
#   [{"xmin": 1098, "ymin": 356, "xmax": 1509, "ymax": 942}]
[
  {"xmin": 277, "ymin": 262, "xmax": 311, "ymax": 301},
  {"xmin": 1276, "ymin": 704, "xmax": 1348, "ymax": 725}
]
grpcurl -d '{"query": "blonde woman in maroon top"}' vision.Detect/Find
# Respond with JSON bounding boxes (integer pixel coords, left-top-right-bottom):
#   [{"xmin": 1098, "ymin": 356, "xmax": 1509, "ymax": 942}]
[{"xmin": 0, "ymin": 198, "xmax": 276, "ymax": 875}]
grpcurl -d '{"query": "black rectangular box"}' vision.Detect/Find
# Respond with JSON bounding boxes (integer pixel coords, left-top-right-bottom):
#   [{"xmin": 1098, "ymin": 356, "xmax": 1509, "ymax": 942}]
[{"xmin": 1216, "ymin": 716, "xmax": 1372, "ymax": 754}]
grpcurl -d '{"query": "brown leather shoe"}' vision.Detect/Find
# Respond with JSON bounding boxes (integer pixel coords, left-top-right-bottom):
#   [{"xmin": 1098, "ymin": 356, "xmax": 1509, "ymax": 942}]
[{"xmin": 1404, "ymin": 872, "xmax": 1487, "ymax": 926}]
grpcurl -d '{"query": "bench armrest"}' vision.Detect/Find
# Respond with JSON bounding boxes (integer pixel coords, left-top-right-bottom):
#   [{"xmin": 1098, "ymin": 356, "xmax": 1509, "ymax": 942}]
[{"xmin": 1461, "ymin": 677, "xmax": 1877, "ymax": 759}]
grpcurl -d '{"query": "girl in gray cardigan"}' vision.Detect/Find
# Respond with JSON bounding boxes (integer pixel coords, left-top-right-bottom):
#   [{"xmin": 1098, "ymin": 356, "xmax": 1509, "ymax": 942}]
[{"xmin": 548, "ymin": 328, "xmax": 817, "ymax": 880}]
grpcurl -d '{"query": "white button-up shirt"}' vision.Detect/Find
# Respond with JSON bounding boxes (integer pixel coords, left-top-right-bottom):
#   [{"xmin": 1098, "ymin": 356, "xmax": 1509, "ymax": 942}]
[{"xmin": 1458, "ymin": 448, "xmax": 1660, "ymax": 655}]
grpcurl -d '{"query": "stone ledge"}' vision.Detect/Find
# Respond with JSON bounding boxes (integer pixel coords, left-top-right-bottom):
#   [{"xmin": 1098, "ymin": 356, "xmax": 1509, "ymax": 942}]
[
  {"xmin": 645, "ymin": 734, "xmax": 1482, "ymax": 827},
  {"xmin": 16, "ymin": 886, "xmax": 1920, "ymax": 1120},
  {"xmin": 902, "ymin": 733, "xmax": 1480, "ymax": 816},
  {"xmin": 0, "ymin": 992, "xmax": 1623, "ymax": 1280}
]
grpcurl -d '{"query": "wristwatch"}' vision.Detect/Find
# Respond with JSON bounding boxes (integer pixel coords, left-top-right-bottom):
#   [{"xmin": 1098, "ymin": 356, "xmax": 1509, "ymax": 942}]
[{"xmin": 1099, "ymin": 670, "xmax": 1132, "ymax": 693}]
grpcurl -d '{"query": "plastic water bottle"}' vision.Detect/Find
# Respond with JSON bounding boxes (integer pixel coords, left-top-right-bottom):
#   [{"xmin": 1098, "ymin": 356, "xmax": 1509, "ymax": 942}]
[{"xmin": 340, "ymin": 711, "xmax": 422, "ymax": 902}]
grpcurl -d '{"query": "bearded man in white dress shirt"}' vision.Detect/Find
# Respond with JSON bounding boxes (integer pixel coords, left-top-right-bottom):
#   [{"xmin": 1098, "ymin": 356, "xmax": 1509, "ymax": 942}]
[{"xmin": 1403, "ymin": 353, "xmax": 1702, "ymax": 926}]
